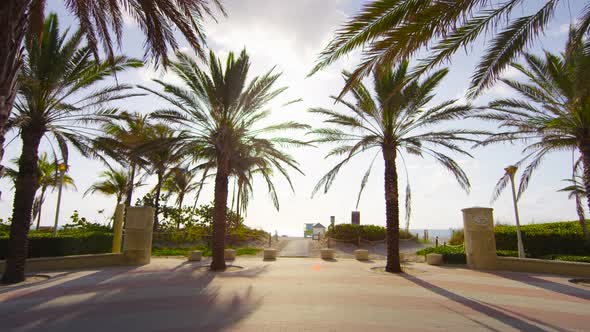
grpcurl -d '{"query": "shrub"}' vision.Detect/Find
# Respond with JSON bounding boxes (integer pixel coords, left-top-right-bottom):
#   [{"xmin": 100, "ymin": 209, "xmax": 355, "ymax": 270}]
[
  {"xmin": 416, "ymin": 245, "xmax": 467, "ymax": 264},
  {"xmin": 0, "ymin": 232, "xmax": 113, "ymax": 259},
  {"xmin": 449, "ymin": 229, "xmax": 464, "ymax": 245},
  {"xmin": 494, "ymin": 221, "xmax": 590, "ymax": 256},
  {"xmin": 326, "ymin": 224, "xmax": 413, "ymax": 242}
]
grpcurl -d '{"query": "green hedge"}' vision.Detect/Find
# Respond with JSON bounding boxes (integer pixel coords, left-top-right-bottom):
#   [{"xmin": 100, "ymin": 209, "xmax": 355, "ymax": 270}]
[
  {"xmin": 0, "ymin": 232, "xmax": 113, "ymax": 259},
  {"xmin": 416, "ymin": 245, "xmax": 467, "ymax": 264},
  {"xmin": 326, "ymin": 224, "xmax": 413, "ymax": 242},
  {"xmin": 495, "ymin": 222, "xmax": 590, "ymax": 256}
]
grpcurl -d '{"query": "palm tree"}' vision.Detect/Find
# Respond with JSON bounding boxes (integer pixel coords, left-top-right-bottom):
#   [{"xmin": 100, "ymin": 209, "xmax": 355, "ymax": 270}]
[
  {"xmin": 310, "ymin": 61, "xmax": 478, "ymax": 273},
  {"xmin": 140, "ymin": 49, "xmax": 310, "ymax": 271},
  {"xmin": 1, "ymin": 153, "xmax": 76, "ymax": 230},
  {"xmin": 94, "ymin": 112, "xmax": 153, "ymax": 206},
  {"xmin": 142, "ymin": 123, "xmax": 186, "ymax": 231},
  {"xmin": 0, "ymin": 0, "xmax": 225, "ymax": 171},
  {"xmin": 310, "ymin": 1, "xmax": 590, "ymax": 98},
  {"xmin": 474, "ymin": 31, "xmax": 590, "ymax": 239},
  {"xmin": 85, "ymin": 168, "xmax": 139, "ymax": 220},
  {"xmin": 162, "ymin": 167, "xmax": 200, "ymax": 229},
  {"xmin": 558, "ymin": 167, "xmax": 589, "ymax": 241},
  {"xmin": 1, "ymin": 14, "xmax": 141, "ymax": 284}
]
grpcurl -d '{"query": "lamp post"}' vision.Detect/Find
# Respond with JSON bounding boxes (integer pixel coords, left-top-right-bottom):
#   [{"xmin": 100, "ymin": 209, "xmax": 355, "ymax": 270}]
[
  {"xmin": 505, "ymin": 165, "xmax": 525, "ymax": 258},
  {"xmin": 53, "ymin": 163, "xmax": 67, "ymax": 237}
]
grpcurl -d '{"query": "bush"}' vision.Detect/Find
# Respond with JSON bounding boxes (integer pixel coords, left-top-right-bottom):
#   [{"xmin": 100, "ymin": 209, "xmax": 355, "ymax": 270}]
[
  {"xmin": 495, "ymin": 221, "xmax": 590, "ymax": 256},
  {"xmin": 326, "ymin": 224, "xmax": 413, "ymax": 242},
  {"xmin": 449, "ymin": 229, "xmax": 464, "ymax": 245},
  {"xmin": 0, "ymin": 232, "xmax": 113, "ymax": 259},
  {"xmin": 416, "ymin": 245, "xmax": 467, "ymax": 264}
]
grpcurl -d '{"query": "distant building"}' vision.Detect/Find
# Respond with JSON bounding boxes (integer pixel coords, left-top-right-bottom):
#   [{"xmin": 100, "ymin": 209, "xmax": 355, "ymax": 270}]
[
  {"xmin": 313, "ymin": 223, "xmax": 326, "ymax": 238},
  {"xmin": 304, "ymin": 223, "xmax": 314, "ymax": 238}
]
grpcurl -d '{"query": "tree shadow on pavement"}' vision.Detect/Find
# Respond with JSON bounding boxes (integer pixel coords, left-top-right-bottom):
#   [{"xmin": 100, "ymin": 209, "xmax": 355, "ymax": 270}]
[
  {"xmin": 488, "ymin": 271, "xmax": 590, "ymax": 302},
  {"xmin": 0, "ymin": 261, "xmax": 266, "ymax": 331},
  {"xmin": 401, "ymin": 274, "xmax": 547, "ymax": 331}
]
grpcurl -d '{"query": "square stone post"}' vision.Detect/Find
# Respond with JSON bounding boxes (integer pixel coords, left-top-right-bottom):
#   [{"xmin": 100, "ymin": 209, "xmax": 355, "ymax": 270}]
[
  {"xmin": 462, "ymin": 207, "xmax": 497, "ymax": 270},
  {"xmin": 123, "ymin": 206, "xmax": 155, "ymax": 265}
]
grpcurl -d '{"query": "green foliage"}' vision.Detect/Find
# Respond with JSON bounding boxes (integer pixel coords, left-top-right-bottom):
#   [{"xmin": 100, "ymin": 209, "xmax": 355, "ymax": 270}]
[
  {"xmin": 495, "ymin": 221, "xmax": 590, "ymax": 256},
  {"xmin": 449, "ymin": 229, "xmax": 464, "ymax": 245},
  {"xmin": 416, "ymin": 245, "xmax": 467, "ymax": 264},
  {"xmin": 326, "ymin": 224, "xmax": 413, "ymax": 242},
  {"xmin": 61, "ymin": 210, "xmax": 112, "ymax": 233},
  {"xmin": 541, "ymin": 255, "xmax": 590, "ymax": 263},
  {"xmin": 0, "ymin": 232, "xmax": 112, "ymax": 259}
]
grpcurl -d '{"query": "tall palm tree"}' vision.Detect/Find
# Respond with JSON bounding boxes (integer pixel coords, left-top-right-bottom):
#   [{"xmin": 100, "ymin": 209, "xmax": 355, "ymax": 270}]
[
  {"xmin": 0, "ymin": 0, "xmax": 225, "ymax": 172},
  {"xmin": 142, "ymin": 123, "xmax": 186, "ymax": 231},
  {"xmin": 1, "ymin": 14, "xmax": 141, "ymax": 284},
  {"xmin": 310, "ymin": 61, "xmax": 477, "ymax": 273},
  {"xmin": 85, "ymin": 168, "xmax": 139, "ymax": 220},
  {"xmin": 162, "ymin": 167, "xmax": 200, "ymax": 229},
  {"xmin": 140, "ymin": 49, "xmax": 310, "ymax": 271},
  {"xmin": 2, "ymin": 153, "xmax": 76, "ymax": 229},
  {"xmin": 94, "ymin": 112, "xmax": 152, "ymax": 206},
  {"xmin": 474, "ymin": 31, "xmax": 590, "ymax": 237},
  {"xmin": 310, "ymin": 1, "xmax": 590, "ymax": 98}
]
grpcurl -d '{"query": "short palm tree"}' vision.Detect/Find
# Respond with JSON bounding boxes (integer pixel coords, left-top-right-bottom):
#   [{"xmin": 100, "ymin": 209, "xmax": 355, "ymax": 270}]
[
  {"xmin": 474, "ymin": 31, "xmax": 590, "ymax": 238},
  {"xmin": 85, "ymin": 168, "xmax": 141, "ymax": 220},
  {"xmin": 558, "ymin": 167, "xmax": 588, "ymax": 241},
  {"xmin": 162, "ymin": 167, "xmax": 200, "ymax": 229},
  {"xmin": 141, "ymin": 123, "xmax": 187, "ymax": 231},
  {"xmin": 1, "ymin": 14, "xmax": 141, "ymax": 284},
  {"xmin": 310, "ymin": 61, "xmax": 478, "ymax": 273},
  {"xmin": 0, "ymin": 1, "xmax": 225, "ymax": 173},
  {"xmin": 94, "ymin": 112, "xmax": 153, "ymax": 206},
  {"xmin": 311, "ymin": 1, "xmax": 590, "ymax": 98},
  {"xmin": 2, "ymin": 153, "xmax": 76, "ymax": 230},
  {"xmin": 140, "ymin": 49, "xmax": 310, "ymax": 271}
]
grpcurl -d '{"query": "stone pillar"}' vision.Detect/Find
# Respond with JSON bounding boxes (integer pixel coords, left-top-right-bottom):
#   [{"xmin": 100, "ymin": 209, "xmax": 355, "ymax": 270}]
[
  {"xmin": 112, "ymin": 204, "xmax": 125, "ymax": 253},
  {"xmin": 123, "ymin": 206, "xmax": 155, "ymax": 265},
  {"xmin": 462, "ymin": 207, "xmax": 497, "ymax": 269},
  {"xmin": 351, "ymin": 211, "xmax": 360, "ymax": 225}
]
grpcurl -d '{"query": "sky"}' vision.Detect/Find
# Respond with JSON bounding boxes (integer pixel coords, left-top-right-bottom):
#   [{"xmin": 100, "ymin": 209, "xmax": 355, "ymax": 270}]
[{"xmin": 0, "ymin": 0, "xmax": 585, "ymax": 236}]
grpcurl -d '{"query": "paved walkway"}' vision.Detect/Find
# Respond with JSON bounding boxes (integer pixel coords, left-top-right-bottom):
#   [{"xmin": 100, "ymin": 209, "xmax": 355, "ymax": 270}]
[
  {"xmin": 278, "ymin": 237, "xmax": 311, "ymax": 257},
  {"xmin": 1, "ymin": 258, "xmax": 589, "ymax": 331}
]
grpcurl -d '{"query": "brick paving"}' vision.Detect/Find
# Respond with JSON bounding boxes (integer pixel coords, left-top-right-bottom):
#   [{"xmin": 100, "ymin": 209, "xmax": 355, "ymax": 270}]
[{"xmin": 1, "ymin": 257, "xmax": 589, "ymax": 331}]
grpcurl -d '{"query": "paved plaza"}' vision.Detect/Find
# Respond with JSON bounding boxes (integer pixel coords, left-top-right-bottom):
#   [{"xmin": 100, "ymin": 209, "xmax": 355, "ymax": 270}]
[{"xmin": 1, "ymin": 257, "xmax": 589, "ymax": 331}]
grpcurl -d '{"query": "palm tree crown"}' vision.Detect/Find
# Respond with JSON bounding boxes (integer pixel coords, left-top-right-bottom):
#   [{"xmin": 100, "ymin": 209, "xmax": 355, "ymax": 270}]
[
  {"xmin": 311, "ymin": 1, "xmax": 590, "ymax": 98},
  {"xmin": 310, "ymin": 60, "xmax": 478, "ymax": 272}
]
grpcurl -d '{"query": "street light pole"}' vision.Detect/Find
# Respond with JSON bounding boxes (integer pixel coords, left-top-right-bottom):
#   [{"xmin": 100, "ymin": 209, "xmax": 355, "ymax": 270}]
[
  {"xmin": 505, "ymin": 165, "xmax": 525, "ymax": 258},
  {"xmin": 53, "ymin": 163, "xmax": 67, "ymax": 237}
]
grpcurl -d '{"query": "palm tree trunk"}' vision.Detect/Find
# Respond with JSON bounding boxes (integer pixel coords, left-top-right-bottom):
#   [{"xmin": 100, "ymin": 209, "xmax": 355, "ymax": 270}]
[
  {"xmin": 236, "ymin": 183, "xmax": 241, "ymax": 227},
  {"xmin": 1, "ymin": 126, "xmax": 43, "ymax": 284},
  {"xmin": 210, "ymin": 162, "xmax": 229, "ymax": 271},
  {"xmin": 578, "ymin": 141, "xmax": 590, "ymax": 241},
  {"xmin": 383, "ymin": 144, "xmax": 401, "ymax": 273},
  {"xmin": 177, "ymin": 193, "xmax": 184, "ymax": 230},
  {"xmin": 0, "ymin": 1, "xmax": 29, "ymax": 174},
  {"xmin": 35, "ymin": 187, "xmax": 46, "ymax": 230},
  {"xmin": 153, "ymin": 172, "xmax": 163, "ymax": 232},
  {"xmin": 124, "ymin": 163, "xmax": 136, "ymax": 207}
]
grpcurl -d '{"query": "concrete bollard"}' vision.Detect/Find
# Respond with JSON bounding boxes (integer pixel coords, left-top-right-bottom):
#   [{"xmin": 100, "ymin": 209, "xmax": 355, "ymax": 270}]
[
  {"xmin": 462, "ymin": 207, "xmax": 497, "ymax": 269},
  {"xmin": 321, "ymin": 248, "xmax": 335, "ymax": 260},
  {"xmin": 426, "ymin": 253, "xmax": 443, "ymax": 265},
  {"xmin": 354, "ymin": 249, "xmax": 369, "ymax": 261},
  {"xmin": 224, "ymin": 249, "xmax": 236, "ymax": 261},
  {"xmin": 263, "ymin": 249, "xmax": 277, "ymax": 260},
  {"xmin": 188, "ymin": 251, "xmax": 202, "ymax": 261},
  {"xmin": 123, "ymin": 206, "xmax": 155, "ymax": 265}
]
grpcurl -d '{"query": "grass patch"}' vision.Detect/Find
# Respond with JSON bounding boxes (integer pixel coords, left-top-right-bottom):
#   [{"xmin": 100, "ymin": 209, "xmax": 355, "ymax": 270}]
[{"xmin": 235, "ymin": 247, "xmax": 262, "ymax": 256}]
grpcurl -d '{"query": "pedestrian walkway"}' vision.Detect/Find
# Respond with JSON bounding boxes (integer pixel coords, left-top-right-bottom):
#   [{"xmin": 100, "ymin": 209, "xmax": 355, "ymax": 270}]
[
  {"xmin": 278, "ymin": 237, "xmax": 311, "ymax": 257},
  {"xmin": 1, "ymin": 258, "xmax": 589, "ymax": 331}
]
